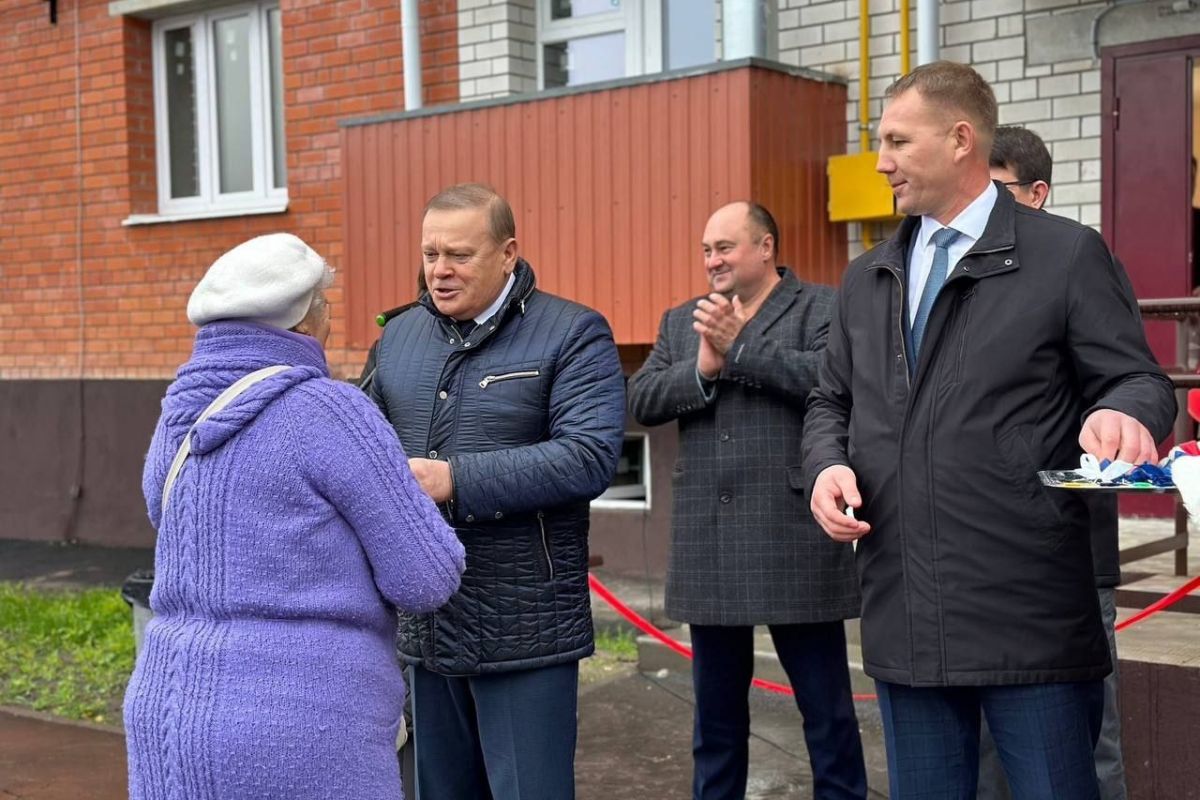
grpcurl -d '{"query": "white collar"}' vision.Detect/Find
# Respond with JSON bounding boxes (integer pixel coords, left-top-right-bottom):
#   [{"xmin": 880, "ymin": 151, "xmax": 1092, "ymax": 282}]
[
  {"xmin": 474, "ymin": 271, "xmax": 517, "ymax": 325},
  {"xmin": 918, "ymin": 181, "xmax": 997, "ymax": 248}
]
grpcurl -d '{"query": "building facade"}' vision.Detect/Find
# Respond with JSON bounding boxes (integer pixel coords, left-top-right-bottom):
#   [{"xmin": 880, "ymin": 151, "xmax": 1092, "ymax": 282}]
[{"xmin": 4, "ymin": 0, "xmax": 1198, "ymax": 553}]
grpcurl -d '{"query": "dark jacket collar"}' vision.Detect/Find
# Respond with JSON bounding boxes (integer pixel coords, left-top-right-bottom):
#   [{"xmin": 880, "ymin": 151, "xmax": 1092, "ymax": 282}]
[
  {"xmin": 418, "ymin": 258, "xmax": 538, "ymax": 345},
  {"xmin": 864, "ymin": 180, "xmax": 1018, "ymax": 277}
]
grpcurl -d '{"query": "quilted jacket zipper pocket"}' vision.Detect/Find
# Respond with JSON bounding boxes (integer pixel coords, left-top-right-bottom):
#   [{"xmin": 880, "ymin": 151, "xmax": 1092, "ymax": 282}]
[
  {"xmin": 479, "ymin": 370, "xmax": 540, "ymax": 389},
  {"xmin": 538, "ymin": 511, "xmax": 555, "ymax": 581}
]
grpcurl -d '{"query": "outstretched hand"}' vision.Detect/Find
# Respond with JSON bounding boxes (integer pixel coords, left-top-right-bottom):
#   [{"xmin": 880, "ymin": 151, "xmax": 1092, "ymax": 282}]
[{"xmin": 1079, "ymin": 409, "xmax": 1157, "ymax": 466}]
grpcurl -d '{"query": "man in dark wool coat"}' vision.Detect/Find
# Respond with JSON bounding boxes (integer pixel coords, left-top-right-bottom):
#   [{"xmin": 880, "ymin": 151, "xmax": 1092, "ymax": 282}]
[
  {"xmin": 628, "ymin": 201, "xmax": 867, "ymax": 800},
  {"xmin": 804, "ymin": 62, "xmax": 1175, "ymax": 799}
]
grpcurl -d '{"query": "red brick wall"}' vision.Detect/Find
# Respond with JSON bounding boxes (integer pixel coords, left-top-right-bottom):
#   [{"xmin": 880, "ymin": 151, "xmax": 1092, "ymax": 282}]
[{"xmin": 0, "ymin": 0, "xmax": 458, "ymax": 381}]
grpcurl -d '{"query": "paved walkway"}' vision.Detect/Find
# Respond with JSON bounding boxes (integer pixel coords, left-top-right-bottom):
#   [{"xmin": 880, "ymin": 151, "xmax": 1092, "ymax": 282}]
[
  {"xmin": 0, "ymin": 707, "xmax": 126, "ymax": 800},
  {"xmin": 1, "ymin": 518, "xmax": 1193, "ymax": 799},
  {"xmin": 0, "ymin": 671, "xmax": 887, "ymax": 800},
  {"xmin": 0, "ymin": 539, "xmax": 151, "ymax": 588},
  {"xmin": 0, "ymin": 539, "xmax": 886, "ymax": 798}
]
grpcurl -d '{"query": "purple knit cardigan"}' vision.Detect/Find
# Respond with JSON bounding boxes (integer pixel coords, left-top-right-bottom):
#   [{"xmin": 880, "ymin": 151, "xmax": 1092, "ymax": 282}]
[{"xmin": 124, "ymin": 321, "xmax": 464, "ymax": 800}]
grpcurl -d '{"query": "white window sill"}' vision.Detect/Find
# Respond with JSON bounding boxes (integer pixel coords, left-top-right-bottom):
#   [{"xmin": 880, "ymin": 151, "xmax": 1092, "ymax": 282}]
[
  {"xmin": 121, "ymin": 201, "xmax": 288, "ymax": 227},
  {"xmin": 590, "ymin": 498, "xmax": 650, "ymax": 512},
  {"xmin": 109, "ymin": 0, "xmax": 210, "ymax": 20}
]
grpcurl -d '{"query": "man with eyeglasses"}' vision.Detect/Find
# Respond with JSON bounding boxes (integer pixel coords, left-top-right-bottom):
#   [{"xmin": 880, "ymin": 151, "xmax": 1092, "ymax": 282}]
[
  {"xmin": 988, "ymin": 125, "xmax": 1052, "ymax": 211},
  {"xmin": 979, "ymin": 125, "xmax": 1131, "ymax": 800}
]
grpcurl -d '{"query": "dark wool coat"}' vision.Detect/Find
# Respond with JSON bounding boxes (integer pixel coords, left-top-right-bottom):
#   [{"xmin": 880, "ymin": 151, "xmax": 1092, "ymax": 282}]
[
  {"xmin": 803, "ymin": 186, "xmax": 1175, "ymax": 687},
  {"xmin": 629, "ymin": 269, "xmax": 861, "ymax": 626}
]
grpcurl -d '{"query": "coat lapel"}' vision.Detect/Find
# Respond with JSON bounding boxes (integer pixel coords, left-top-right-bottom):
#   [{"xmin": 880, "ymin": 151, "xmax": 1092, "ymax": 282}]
[{"xmin": 743, "ymin": 267, "xmax": 800, "ymax": 336}]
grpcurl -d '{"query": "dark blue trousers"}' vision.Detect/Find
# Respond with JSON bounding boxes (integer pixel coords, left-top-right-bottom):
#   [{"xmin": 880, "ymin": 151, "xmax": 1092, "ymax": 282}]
[
  {"xmin": 877, "ymin": 679, "xmax": 1104, "ymax": 800},
  {"xmin": 690, "ymin": 622, "xmax": 868, "ymax": 800},
  {"xmin": 410, "ymin": 661, "xmax": 578, "ymax": 800}
]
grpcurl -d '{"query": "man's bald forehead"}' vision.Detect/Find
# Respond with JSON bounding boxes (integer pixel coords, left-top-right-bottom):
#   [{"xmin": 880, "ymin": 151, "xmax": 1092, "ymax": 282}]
[{"xmin": 705, "ymin": 201, "xmax": 779, "ymax": 259}]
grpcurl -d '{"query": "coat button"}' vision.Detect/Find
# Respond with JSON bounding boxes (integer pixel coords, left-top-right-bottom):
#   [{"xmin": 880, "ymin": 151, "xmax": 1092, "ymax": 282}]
[
  {"xmin": 494, "ymin": 511, "xmax": 503, "ymax": 519},
  {"xmin": 438, "ymin": 390, "xmax": 448, "ymax": 400},
  {"xmin": 719, "ymin": 432, "xmax": 730, "ymax": 442},
  {"xmin": 1004, "ymin": 258, "xmax": 1013, "ymax": 266},
  {"xmin": 466, "ymin": 515, "xmax": 475, "ymax": 522},
  {"xmin": 428, "ymin": 450, "xmax": 438, "ymax": 458},
  {"xmin": 719, "ymin": 492, "xmax": 732, "ymax": 504},
  {"xmin": 449, "ymin": 337, "xmax": 456, "ymax": 343}
]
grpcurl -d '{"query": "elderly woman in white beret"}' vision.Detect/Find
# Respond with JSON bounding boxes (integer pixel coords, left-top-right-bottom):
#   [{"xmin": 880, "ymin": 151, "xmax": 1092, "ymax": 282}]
[{"xmin": 124, "ymin": 233, "xmax": 465, "ymax": 800}]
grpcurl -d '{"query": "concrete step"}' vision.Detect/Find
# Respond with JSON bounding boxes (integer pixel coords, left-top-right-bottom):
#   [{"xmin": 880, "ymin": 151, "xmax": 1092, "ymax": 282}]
[
  {"xmin": 589, "ymin": 570, "xmax": 679, "ymax": 636},
  {"xmin": 1117, "ymin": 571, "xmax": 1200, "ymax": 615}
]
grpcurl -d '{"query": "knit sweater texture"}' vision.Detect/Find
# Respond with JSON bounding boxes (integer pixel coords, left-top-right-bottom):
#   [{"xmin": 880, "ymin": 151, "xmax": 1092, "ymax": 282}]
[{"xmin": 124, "ymin": 321, "xmax": 465, "ymax": 800}]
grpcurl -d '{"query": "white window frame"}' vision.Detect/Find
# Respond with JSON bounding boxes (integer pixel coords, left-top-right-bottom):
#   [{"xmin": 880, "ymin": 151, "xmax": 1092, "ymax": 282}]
[
  {"xmin": 536, "ymin": 0, "xmax": 663, "ymax": 90},
  {"xmin": 592, "ymin": 432, "xmax": 652, "ymax": 511},
  {"xmin": 151, "ymin": 1, "xmax": 286, "ymax": 217}
]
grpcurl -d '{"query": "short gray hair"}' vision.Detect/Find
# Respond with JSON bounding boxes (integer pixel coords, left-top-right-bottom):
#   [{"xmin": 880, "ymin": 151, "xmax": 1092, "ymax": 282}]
[
  {"xmin": 295, "ymin": 264, "xmax": 335, "ymax": 329},
  {"xmin": 424, "ymin": 183, "xmax": 516, "ymax": 244}
]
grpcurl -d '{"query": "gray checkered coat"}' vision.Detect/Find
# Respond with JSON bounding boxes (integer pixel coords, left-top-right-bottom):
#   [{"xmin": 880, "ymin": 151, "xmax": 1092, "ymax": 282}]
[{"xmin": 629, "ymin": 269, "xmax": 860, "ymax": 625}]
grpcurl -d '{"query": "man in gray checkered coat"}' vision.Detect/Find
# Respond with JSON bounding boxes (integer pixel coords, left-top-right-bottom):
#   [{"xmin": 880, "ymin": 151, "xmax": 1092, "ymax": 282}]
[{"xmin": 628, "ymin": 201, "xmax": 866, "ymax": 800}]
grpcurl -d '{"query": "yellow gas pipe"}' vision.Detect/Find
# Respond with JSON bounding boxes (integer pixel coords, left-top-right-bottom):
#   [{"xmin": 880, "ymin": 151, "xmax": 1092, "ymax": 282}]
[
  {"xmin": 859, "ymin": 0, "xmax": 873, "ymax": 249},
  {"xmin": 859, "ymin": 0, "xmax": 911, "ymax": 250}
]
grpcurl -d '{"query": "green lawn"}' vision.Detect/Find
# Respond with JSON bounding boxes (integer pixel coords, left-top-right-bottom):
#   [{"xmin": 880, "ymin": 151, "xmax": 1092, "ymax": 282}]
[
  {"xmin": 0, "ymin": 584, "xmax": 643, "ymax": 723},
  {"xmin": 594, "ymin": 627, "xmax": 638, "ymax": 660},
  {"xmin": 0, "ymin": 582, "xmax": 134, "ymax": 725}
]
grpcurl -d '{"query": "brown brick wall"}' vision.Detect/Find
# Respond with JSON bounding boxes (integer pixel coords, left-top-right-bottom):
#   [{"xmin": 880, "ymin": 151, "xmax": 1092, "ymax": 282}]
[{"xmin": 0, "ymin": 0, "xmax": 459, "ymax": 381}]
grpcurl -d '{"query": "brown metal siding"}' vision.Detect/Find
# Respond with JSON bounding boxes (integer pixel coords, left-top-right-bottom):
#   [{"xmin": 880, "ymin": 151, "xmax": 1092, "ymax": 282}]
[
  {"xmin": 750, "ymin": 69, "xmax": 850, "ymax": 287},
  {"xmin": 342, "ymin": 65, "xmax": 848, "ymax": 348}
]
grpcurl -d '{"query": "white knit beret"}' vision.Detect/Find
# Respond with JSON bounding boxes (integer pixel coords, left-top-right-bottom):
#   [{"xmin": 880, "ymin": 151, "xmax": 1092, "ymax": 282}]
[{"xmin": 187, "ymin": 233, "xmax": 329, "ymax": 330}]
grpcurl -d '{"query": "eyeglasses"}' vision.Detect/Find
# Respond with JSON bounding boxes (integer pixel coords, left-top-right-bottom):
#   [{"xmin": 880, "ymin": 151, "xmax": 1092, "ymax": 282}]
[{"xmin": 1001, "ymin": 180, "xmax": 1037, "ymax": 188}]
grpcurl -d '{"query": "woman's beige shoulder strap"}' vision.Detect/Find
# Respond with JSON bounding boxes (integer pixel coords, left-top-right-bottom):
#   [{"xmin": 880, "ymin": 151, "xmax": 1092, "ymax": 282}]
[{"xmin": 160, "ymin": 365, "xmax": 290, "ymax": 518}]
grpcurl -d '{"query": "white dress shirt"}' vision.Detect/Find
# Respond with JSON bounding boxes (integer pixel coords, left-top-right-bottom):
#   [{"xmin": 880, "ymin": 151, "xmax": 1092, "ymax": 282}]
[
  {"xmin": 907, "ymin": 182, "xmax": 998, "ymax": 325},
  {"xmin": 475, "ymin": 271, "xmax": 517, "ymax": 325}
]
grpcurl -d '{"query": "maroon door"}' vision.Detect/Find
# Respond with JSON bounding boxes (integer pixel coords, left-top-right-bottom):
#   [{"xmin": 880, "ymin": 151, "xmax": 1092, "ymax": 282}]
[
  {"xmin": 1104, "ymin": 49, "xmax": 1192, "ymax": 357},
  {"xmin": 1102, "ymin": 42, "xmax": 1196, "ymax": 517}
]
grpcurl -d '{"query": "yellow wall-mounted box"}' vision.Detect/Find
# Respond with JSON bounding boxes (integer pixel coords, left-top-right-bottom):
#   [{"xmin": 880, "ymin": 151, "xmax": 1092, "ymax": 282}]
[{"xmin": 827, "ymin": 151, "xmax": 901, "ymax": 223}]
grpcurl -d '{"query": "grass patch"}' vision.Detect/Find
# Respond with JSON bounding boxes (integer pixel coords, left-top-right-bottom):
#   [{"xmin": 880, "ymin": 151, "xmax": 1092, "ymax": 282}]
[
  {"xmin": 0, "ymin": 582, "xmax": 134, "ymax": 725},
  {"xmin": 594, "ymin": 627, "xmax": 639, "ymax": 661},
  {"xmin": 581, "ymin": 628, "xmax": 640, "ymax": 686},
  {"xmin": 0, "ymin": 584, "xmax": 645, "ymax": 717}
]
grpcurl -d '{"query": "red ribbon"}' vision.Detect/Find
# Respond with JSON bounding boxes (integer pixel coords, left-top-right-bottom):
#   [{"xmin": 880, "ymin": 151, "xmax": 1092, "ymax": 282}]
[
  {"xmin": 590, "ymin": 571, "xmax": 1200, "ymax": 698},
  {"xmin": 1114, "ymin": 574, "xmax": 1200, "ymax": 632},
  {"xmin": 587, "ymin": 573, "xmax": 876, "ymax": 701}
]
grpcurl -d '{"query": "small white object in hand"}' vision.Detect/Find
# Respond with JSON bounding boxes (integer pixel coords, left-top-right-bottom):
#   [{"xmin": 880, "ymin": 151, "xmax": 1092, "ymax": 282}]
[{"xmin": 1078, "ymin": 454, "xmax": 1135, "ymax": 483}]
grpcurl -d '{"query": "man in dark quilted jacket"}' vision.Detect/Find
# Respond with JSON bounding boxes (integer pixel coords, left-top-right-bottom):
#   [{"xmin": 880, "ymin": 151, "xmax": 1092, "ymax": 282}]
[{"xmin": 369, "ymin": 182, "xmax": 626, "ymax": 800}]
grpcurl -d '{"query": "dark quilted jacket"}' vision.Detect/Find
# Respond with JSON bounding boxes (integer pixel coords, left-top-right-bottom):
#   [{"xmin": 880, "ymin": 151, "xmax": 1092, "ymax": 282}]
[{"xmin": 370, "ymin": 260, "xmax": 626, "ymax": 675}]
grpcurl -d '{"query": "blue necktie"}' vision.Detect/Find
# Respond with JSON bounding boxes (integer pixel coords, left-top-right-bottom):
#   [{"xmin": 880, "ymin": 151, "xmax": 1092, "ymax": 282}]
[{"xmin": 911, "ymin": 227, "xmax": 961, "ymax": 355}]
